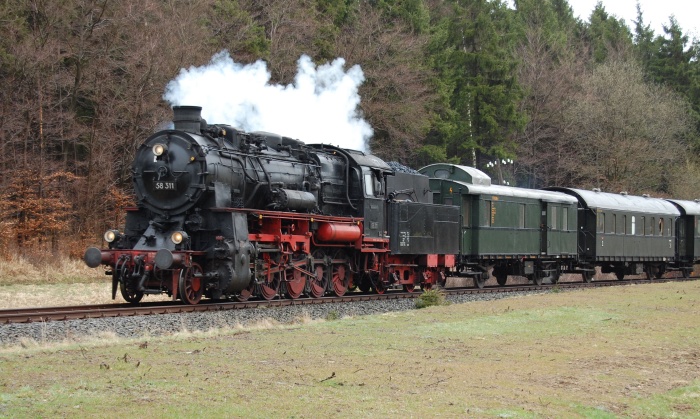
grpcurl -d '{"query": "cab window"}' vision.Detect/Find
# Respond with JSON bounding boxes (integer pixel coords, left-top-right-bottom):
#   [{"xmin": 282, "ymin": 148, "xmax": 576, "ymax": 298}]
[{"xmin": 364, "ymin": 173, "xmax": 374, "ymax": 196}]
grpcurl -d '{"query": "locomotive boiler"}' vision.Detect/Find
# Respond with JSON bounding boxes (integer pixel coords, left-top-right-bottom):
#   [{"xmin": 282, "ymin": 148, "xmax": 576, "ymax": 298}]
[{"xmin": 85, "ymin": 106, "xmax": 458, "ymax": 304}]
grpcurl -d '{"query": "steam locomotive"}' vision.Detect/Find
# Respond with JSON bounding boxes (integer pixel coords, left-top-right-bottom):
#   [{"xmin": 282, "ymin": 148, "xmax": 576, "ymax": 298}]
[
  {"xmin": 85, "ymin": 106, "xmax": 700, "ymax": 305},
  {"xmin": 84, "ymin": 106, "xmax": 459, "ymax": 304}
]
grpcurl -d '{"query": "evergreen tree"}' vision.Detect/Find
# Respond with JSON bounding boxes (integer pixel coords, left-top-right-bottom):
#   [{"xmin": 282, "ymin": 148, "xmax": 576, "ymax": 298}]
[
  {"xmin": 647, "ymin": 18, "xmax": 700, "ymax": 147},
  {"xmin": 582, "ymin": 2, "xmax": 633, "ymax": 62},
  {"xmin": 632, "ymin": 2, "xmax": 656, "ymax": 70},
  {"xmin": 424, "ymin": 0, "xmax": 525, "ymax": 170}
]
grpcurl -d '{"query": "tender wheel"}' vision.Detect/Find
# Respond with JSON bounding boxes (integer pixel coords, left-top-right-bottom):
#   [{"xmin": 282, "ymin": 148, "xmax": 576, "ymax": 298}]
[
  {"xmin": 403, "ymin": 284, "xmax": 416, "ymax": 293},
  {"xmin": 260, "ymin": 271, "xmax": 281, "ymax": 300},
  {"xmin": 309, "ymin": 251, "xmax": 328, "ymax": 298},
  {"xmin": 474, "ymin": 275, "xmax": 486, "ymax": 289},
  {"xmin": 283, "ymin": 266, "xmax": 305, "ymax": 299},
  {"xmin": 179, "ymin": 264, "xmax": 203, "ymax": 305}
]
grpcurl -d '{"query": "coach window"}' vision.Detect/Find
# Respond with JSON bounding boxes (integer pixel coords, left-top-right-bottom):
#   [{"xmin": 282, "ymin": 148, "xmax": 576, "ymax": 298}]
[
  {"xmin": 619, "ymin": 215, "xmax": 626, "ymax": 235},
  {"xmin": 363, "ymin": 172, "xmax": 374, "ymax": 196},
  {"xmin": 482, "ymin": 201, "xmax": 493, "ymax": 227},
  {"xmin": 551, "ymin": 207, "xmax": 558, "ymax": 230},
  {"xmin": 631, "ymin": 216, "xmax": 636, "ymax": 235},
  {"xmin": 649, "ymin": 217, "xmax": 655, "ymax": 236},
  {"xmin": 597, "ymin": 212, "xmax": 605, "ymax": 233},
  {"xmin": 610, "ymin": 214, "xmax": 616, "ymax": 234},
  {"xmin": 519, "ymin": 204, "xmax": 525, "ymax": 229},
  {"xmin": 658, "ymin": 218, "xmax": 664, "ymax": 236},
  {"xmin": 640, "ymin": 217, "xmax": 645, "ymax": 236},
  {"xmin": 363, "ymin": 170, "xmax": 383, "ymax": 197},
  {"xmin": 462, "ymin": 198, "xmax": 471, "ymax": 227},
  {"xmin": 562, "ymin": 208, "xmax": 568, "ymax": 231}
]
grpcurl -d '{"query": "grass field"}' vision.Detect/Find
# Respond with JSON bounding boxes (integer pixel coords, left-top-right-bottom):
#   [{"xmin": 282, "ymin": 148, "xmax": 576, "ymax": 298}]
[{"xmin": 1, "ymin": 280, "xmax": 699, "ymax": 417}]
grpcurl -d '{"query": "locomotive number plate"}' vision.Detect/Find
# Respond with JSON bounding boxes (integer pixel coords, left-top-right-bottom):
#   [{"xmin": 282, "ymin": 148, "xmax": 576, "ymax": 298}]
[{"xmin": 154, "ymin": 181, "xmax": 176, "ymax": 190}]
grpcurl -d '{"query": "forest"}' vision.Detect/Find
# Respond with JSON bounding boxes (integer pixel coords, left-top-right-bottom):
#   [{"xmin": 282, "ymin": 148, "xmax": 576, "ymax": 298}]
[{"xmin": 1, "ymin": 0, "xmax": 699, "ymax": 258}]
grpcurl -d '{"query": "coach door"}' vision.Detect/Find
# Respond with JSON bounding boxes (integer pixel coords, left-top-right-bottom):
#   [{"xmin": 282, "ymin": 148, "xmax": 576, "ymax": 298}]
[
  {"xmin": 541, "ymin": 202, "xmax": 565, "ymax": 256},
  {"xmin": 461, "ymin": 194, "xmax": 473, "ymax": 255}
]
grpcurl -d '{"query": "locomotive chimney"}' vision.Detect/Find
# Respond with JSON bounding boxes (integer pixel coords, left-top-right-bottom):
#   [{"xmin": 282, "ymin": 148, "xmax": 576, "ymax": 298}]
[{"xmin": 173, "ymin": 106, "xmax": 203, "ymax": 134}]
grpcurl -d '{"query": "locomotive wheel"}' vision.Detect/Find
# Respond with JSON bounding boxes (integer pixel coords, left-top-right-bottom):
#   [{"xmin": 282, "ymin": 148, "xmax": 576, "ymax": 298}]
[
  {"xmin": 403, "ymin": 284, "xmax": 415, "ymax": 293},
  {"xmin": 261, "ymin": 271, "xmax": 281, "ymax": 300},
  {"xmin": 179, "ymin": 264, "xmax": 203, "ymax": 305},
  {"xmin": 357, "ymin": 275, "xmax": 372, "ymax": 293},
  {"xmin": 118, "ymin": 265, "xmax": 143, "ymax": 304},
  {"xmin": 374, "ymin": 282, "xmax": 386, "ymax": 294},
  {"xmin": 331, "ymin": 262, "xmax": 349, "ymax": 297},
  {"xmin": 370, "ymin": 274, "xmax": 386, "ymax": 294},
  {"xmin": 235, "ymin": 282, "xmax": 256, "ymax": 302},
  {"xmin": 309, "ymin": 251, "xmax": 328, "ymax": 298},
  {"xmin": 119, "ymin": 279, "xmax": 144, "ymax": 304},
  {"xmin": 309, "ymin": 264, "xmax": 327, "ymax": 298},
  {"xmin": 283, "ymin": 267, "xmax": 305, "ymax": 299}
]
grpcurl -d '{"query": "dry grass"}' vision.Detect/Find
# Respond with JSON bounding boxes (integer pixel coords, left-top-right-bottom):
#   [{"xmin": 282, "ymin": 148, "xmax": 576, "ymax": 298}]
[
  {"xmin": 0, "ymin": 254, "xmax": 104, "ymax": 286},
  {"xmin": 1, "ymin": 281, "xmax": 699, "ymax": 417}
]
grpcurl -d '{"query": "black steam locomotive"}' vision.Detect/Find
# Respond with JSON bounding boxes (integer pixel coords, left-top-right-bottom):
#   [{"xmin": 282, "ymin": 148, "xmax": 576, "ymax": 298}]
[
  {"xmin": 84, "ymin": 106, "xmax": 459, "ymax": 304},
  {"xmin": 85, "ymin": 106, "xmax": 700, "ymax": 305}
]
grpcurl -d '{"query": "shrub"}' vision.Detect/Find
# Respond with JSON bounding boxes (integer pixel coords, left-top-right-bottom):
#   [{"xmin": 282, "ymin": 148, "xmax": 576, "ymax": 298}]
[{"xmin": 415, "ymin": 288, "xmax": 448, "ymax": 309}]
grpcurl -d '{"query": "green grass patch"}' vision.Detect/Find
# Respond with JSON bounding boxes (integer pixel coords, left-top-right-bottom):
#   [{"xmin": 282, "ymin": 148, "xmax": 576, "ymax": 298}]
[{"xmin": 1, "ymin": 281, "xmax": 700, "ymax": 417}]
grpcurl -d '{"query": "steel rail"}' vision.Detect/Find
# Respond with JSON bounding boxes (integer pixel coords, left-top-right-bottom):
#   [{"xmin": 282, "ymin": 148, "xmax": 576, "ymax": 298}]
[{"xmin": 0, "ymin": 276, "xmax": 696, "ymax": 325}]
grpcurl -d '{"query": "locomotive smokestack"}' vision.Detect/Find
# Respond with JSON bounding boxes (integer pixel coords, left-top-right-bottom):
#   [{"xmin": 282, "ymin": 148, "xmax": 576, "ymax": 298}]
[{"xmin": 173, "ymin": 106, "xmax": 203, "ymax": 134}]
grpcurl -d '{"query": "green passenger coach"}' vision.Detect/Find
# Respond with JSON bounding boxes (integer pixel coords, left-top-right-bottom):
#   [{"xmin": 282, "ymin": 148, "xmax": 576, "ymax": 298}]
[
  {"xmin": 666, "ymin": 199, "xmax": 700, "ymax": 277},
  {"xmin": 419, "ymin": 164, "xmax": 578, "ymax": 288},
  {"xmin": 548, "ymin": 188, "xmax": 680, "ymax": 281}
]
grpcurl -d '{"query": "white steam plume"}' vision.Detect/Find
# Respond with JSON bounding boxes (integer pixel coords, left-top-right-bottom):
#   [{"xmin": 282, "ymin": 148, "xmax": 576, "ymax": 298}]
[{"xmin": 163, "ymin": 51, "xmax": 372, "ymax": 151}]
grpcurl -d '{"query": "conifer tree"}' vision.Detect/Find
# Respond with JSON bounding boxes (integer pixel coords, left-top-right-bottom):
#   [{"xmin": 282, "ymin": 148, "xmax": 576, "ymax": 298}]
[{"xmin": 425, "ymin": 0, "xmax": 525, "ymax": 171}]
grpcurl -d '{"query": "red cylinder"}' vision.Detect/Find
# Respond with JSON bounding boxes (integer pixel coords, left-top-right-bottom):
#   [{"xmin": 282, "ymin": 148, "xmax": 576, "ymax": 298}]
[{"xmin": 316, "ymin": 223, "xmax": 362, "ymax": 242}]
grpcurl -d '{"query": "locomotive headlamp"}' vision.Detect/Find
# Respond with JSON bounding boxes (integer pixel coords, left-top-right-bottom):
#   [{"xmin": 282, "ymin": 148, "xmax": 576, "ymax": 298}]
[
  {"xmin": 153, "ymin": 143, "xmax": 168, "ymax": 156},
  {"xmin": 104, "ymin": 230, "xmax": 119, "ymax": 243},
  {"xmin": 171, "ymin": 231, "xmax": 188, "ymax": 245}
]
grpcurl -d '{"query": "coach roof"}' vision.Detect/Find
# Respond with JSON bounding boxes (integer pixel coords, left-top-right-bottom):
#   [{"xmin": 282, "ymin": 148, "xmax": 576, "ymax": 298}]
[
  {"xmin": 420, "ymin": 164, "xmax": 577, "ymax": 204},
  {"xmin": 666, "ymin": 199, "xmax": 700, "ymax": 216},
  {"xmin": 549, "ymin": 187, "xmax": 680, "ymax": 216}
]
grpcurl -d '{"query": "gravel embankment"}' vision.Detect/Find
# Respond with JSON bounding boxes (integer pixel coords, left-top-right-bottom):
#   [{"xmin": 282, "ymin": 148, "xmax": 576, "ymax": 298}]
[{"xmin": 0, "ymin": 291, "xmax": 543, "ymax": 346}]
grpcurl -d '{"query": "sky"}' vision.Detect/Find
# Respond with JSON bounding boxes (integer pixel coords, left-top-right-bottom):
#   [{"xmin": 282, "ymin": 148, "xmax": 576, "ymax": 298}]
[{"xmin": 566, "ymin": 0, "xmax": 699, "ymax": 37}]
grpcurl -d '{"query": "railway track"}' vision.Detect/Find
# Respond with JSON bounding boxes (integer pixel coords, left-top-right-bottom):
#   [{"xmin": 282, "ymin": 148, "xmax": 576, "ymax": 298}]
[{"xmin": 1, "ymin": 277, "xmax": 695, "ymax": 325}]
